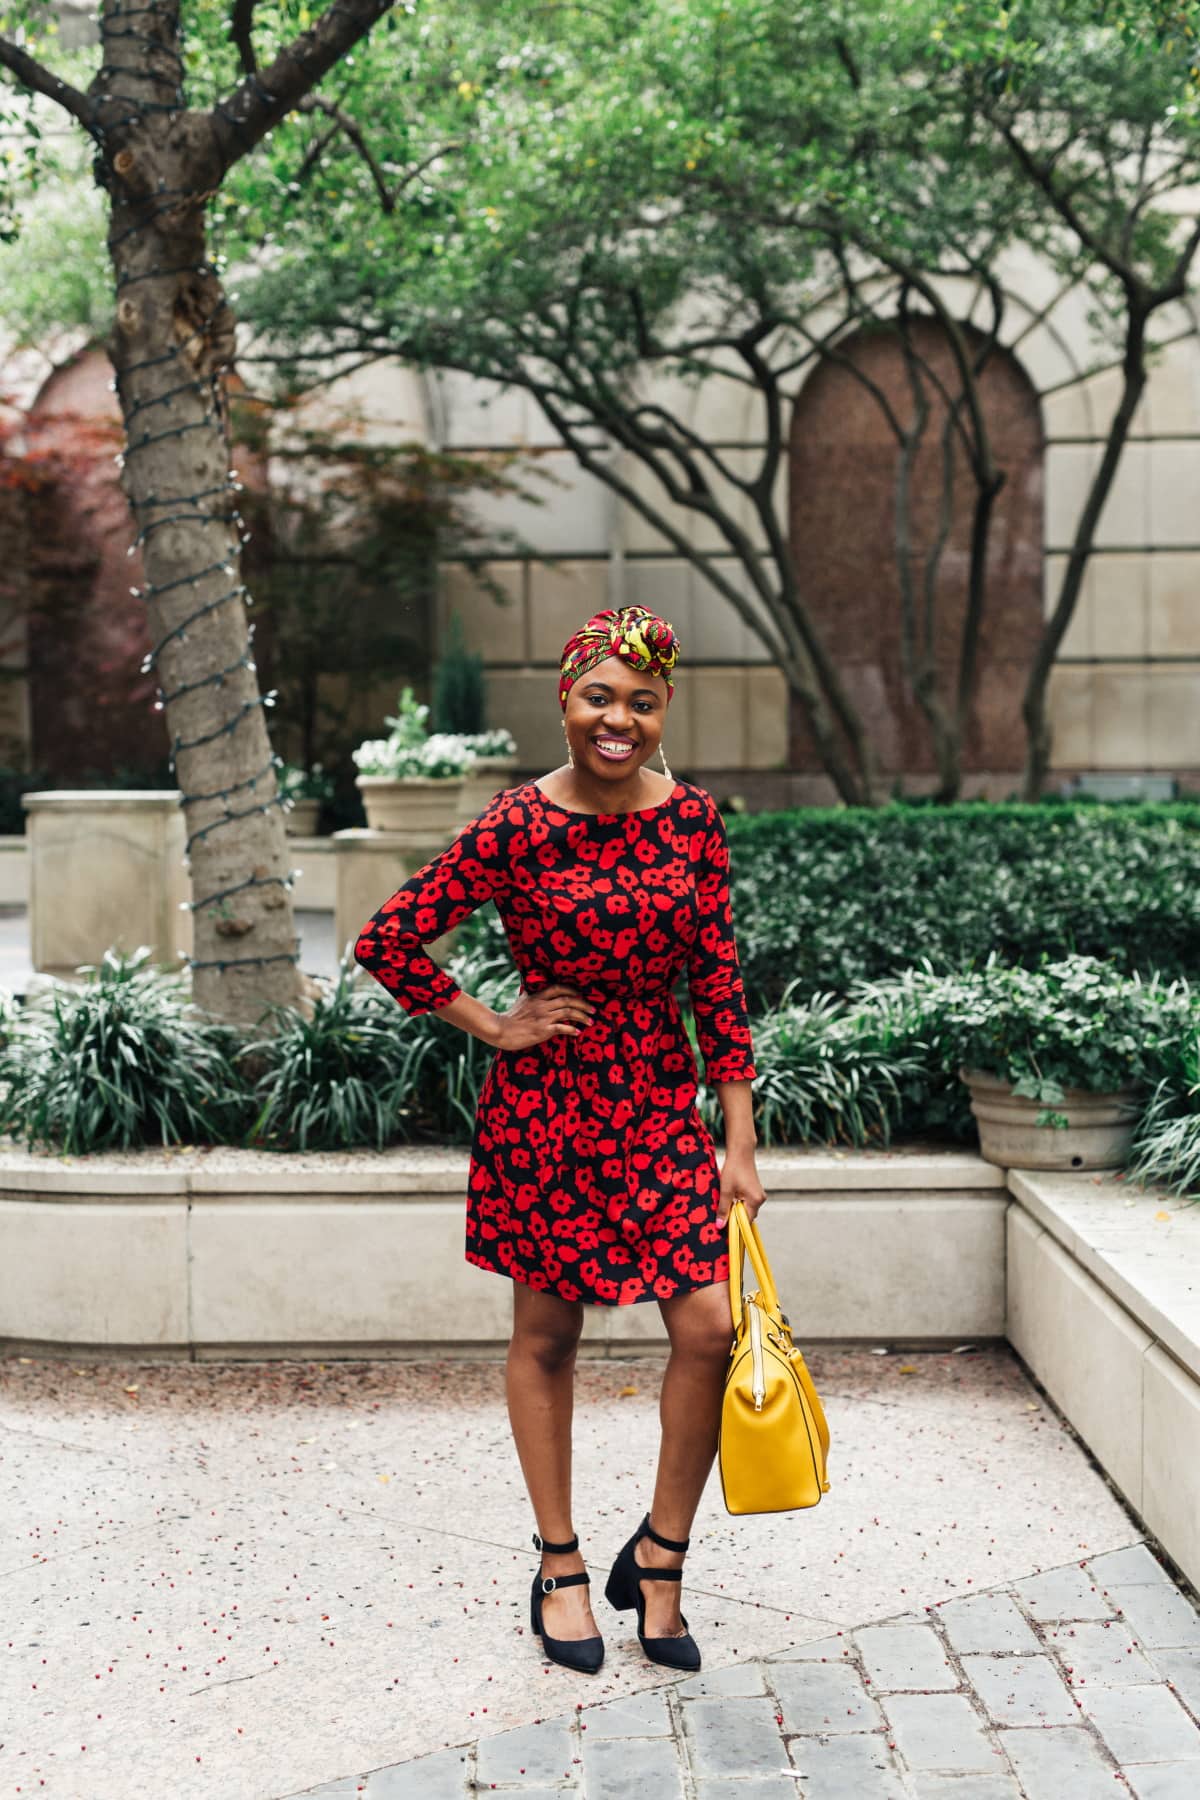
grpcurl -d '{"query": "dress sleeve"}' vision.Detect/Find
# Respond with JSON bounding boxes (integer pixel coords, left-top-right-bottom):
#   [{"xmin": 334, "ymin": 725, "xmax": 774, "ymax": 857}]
[
  {"xmin": 353, "ymin": 792, "xmax": 513, "ymax": 1017},
  {"xmin": 687, "ymin": 796, "xmax": 757, "ymax": 1083}
]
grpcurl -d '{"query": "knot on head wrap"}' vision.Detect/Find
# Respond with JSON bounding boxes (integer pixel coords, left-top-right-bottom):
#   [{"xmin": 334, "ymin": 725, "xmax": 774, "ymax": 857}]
[{"xmin": 558, "ymin": 605, "xmax": 681, "ymax": 711}]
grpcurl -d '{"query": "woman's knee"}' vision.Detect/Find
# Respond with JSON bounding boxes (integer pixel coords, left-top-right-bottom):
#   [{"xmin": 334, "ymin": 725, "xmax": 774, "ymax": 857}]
[
  {"xmin": 509, "ymin": 1285, "xmax": 584, "ymax": 1369},
  {"xmin": 662, "ymin": 1283, "xmax": 735, "ymax": 1362}
]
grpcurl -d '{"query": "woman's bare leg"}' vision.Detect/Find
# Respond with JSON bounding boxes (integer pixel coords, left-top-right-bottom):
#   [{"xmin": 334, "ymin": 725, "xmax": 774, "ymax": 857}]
[
  {"xmin": 637, "ymin": 1279, "xmax": 733, "ymax": 1637},
  {"xmin": 505, "ymin": 1281, "xmax": 599, "ymax": 1641}
]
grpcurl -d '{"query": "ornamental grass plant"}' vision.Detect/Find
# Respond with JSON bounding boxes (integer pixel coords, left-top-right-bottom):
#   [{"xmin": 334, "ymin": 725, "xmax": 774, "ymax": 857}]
[
  {"xmin": 240, "ymin": 939, "xmax": 519, "ymax": 1151},
  {"xmin": 1124, "ymin": 1032, "xmax": 1200, "ymax": 1200},
  {"xmin": 699, "ymin": 979, "xmax": 934, "ymax": 1149},
  {"xmin": 0, "ymin": 947, "xmax": 251, "ymax": 1154},
  {"xmin": 2, "ymin": 928, "xmax": 1198, "ymax": 1186}
]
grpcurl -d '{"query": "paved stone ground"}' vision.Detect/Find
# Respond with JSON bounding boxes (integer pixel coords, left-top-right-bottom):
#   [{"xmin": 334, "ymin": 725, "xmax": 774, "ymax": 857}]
[
  {"xmin": 8, "ymin": 1333, "xmax": 1200, "ymax": 1799},
  {"xmin": 292, "ymin": 1542, "xmax": 1200, "ymax": 1800}
]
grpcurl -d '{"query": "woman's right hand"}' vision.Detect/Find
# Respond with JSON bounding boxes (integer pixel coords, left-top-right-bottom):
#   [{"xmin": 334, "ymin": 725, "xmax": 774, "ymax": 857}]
[{"xmin": 493, "ymin": 982, "xmax": 596, "ymax": 1051}]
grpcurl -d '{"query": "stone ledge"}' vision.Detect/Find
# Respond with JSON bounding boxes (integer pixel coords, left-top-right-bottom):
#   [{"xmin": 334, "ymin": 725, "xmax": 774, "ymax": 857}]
[
  {"xmin": 0, "ymin": 1140, "xmax": 1005, "ymax": 1198},
  {"xmin": 1006, "ymin": 1170, "xmax": 1200, "ymax": 1592},
  {"xmin": 0, "ymin": 1144, "xmax": 1007, "ymax": 1352},
  {"xmin": 1009, "ymin": 1168, "xmax": 1200, "ymax": 1384}
]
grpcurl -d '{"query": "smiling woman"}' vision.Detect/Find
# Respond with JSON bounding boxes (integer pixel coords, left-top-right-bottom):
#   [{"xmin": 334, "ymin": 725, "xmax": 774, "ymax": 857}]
[
  {"xmin": 352, "ymin": 603, "xmax": 766, "ymax": 1680},
  {"xmin": 551, "ymin": 603, "xmax": 681, "ymax": 808}
]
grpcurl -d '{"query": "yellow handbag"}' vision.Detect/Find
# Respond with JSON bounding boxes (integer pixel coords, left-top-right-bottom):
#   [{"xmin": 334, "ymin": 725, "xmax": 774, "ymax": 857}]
[{"xmin": 718, "ymin": 1198, "xmax": 831, "ymax": 1515}]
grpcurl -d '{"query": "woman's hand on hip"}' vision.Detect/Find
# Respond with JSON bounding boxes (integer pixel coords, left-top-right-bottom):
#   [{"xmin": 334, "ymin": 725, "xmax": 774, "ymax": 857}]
[
  {"xmin": 493, "ymin": 982, "xmax": 595, "ymax": 1051},
  {"xmin": 717, "ymin": 1148, "xmax": 767, "ymax": 1226}
]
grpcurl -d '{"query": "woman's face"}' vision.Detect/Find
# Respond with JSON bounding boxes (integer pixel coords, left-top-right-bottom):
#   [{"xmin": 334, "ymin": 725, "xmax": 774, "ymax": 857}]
[{"xmin": 562, "ymin": 654, "xmax": 670, "ymax": 781}]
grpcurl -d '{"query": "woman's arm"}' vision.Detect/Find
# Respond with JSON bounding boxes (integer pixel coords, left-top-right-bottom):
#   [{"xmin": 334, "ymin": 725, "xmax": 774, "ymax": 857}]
[
  {"xmin": 713, "ymin": 1078, "xmax": 766, "ymax": 1225},
  {"xmin": 423, "ymin": 988, "xmax": 507, "ymax": 1047},
  {"xmin": 353, "ymin": 793, "xmax": 512, "ymax": 1017},
  {"xmin": 686, "ymin": 796, "xmax": 766, "ymax": 1223}
]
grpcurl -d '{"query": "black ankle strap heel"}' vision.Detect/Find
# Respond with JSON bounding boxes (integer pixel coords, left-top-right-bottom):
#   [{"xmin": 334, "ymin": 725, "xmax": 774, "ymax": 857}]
[
  {"xmin": 533, "ymin": 1530, "xmax": 580, "ymax": 1555},
  {"xmin": 529, "ymin": 1528, "xmax": 604, "ymax": 1673},
  {"xmin": 602, "ymin": 1511, "xmax": 701, "ymax": 1672},
  {"xmin": 642, "ymin": 1516, "xmax": 690, "ymax": 1553}
]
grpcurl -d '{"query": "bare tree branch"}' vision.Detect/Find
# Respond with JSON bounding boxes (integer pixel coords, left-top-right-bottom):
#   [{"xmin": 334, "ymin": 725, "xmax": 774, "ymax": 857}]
[
  {"xmin": 991, "ymin": 112, "xmax": 1148, "ymax": 300},
  {"xmin": 292, "ymin": 116, "xmax": 343, "ymax": 188},
  {"xmin": 290, "ymin": 97, "xmax": 452, "ymax": 213},
  {"xmin": 211, "ymin": 0, "xmax": 393, "ymax": 173},
  {"xmin": 300, "ymin": 93, "xmax": 389, "ymax": 197},
  {"xmin": 0, "ymin": 35, "xmax": 98, "ymax": 132},
  {"xmin": 231, "ymin": 0, "xmax": 259, "ymax": 75}
]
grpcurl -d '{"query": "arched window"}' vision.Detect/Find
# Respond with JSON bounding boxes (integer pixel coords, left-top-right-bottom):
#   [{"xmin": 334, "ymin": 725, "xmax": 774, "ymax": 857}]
[{"xmin": 788, "ymin": 316, "xmax": 1044, "ymax": 784}]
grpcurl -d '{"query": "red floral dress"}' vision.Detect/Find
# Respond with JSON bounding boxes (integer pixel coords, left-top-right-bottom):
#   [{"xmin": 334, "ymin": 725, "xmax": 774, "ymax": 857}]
[{"xmin": 353, "ymin": 778, "xmax": 757, "ymax": 1306}]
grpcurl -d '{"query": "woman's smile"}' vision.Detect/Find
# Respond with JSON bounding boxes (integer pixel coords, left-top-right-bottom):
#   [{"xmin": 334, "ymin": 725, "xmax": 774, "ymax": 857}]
[{"xmin": 591, "ymin": 735, "xmax": 637, "ymax": 762}]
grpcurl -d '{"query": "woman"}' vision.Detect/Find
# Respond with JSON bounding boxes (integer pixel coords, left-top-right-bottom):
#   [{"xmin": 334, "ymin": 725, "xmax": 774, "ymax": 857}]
[{"xmin": 353, "ymin": 604, "xmax": 767, "ymax": 1676}]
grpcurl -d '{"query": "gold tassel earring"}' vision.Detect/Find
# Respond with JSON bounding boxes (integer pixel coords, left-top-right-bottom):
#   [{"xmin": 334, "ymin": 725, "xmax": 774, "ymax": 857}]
[
  {"xmin": 660, "ymin": 742, "xmax": 673, "ymax": 781},
  {"xmin": 563, "ymin": 720, "xmax": 575, "ymax": 768}
]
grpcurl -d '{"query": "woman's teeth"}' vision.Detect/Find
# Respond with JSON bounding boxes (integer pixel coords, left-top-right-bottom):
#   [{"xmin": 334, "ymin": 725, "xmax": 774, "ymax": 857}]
[{"xmin": 593, "ymin": 738, "xmax": 635, "ymax": 760}]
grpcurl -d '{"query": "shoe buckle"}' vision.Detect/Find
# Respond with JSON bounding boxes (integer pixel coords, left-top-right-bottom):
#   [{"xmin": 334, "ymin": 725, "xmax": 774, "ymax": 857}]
[{"xmin": 541, "ymin": 1575, "xmax": 556, "ymax": 1593}]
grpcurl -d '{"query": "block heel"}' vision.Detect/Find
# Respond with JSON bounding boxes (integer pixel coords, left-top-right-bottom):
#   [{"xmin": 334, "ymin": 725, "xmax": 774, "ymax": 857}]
[
  {"xmin": 604, "ymin": 1560, "xmax": 636, "ymax": 1612},
  {"xmin": 604, "ymin": 1512, "xmax": 701, "ymax": 1671}
]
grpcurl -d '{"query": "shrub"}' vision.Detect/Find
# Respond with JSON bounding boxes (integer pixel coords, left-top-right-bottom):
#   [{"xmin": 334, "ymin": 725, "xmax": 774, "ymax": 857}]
[
  {"xmin": 457, "ymin": 800, "xmax": 1200, "ymax": 1011},
  {"xmin": 717, "ymin": 800, "xmax": 1200, "ymax": 1007},
  {"xmin": 887, "ymin": 953, "xmax": 1199, "ymax": 1114},
  {"xmin": 0, "ymin": 947, "xmax": 251, "ymax": 1153}
]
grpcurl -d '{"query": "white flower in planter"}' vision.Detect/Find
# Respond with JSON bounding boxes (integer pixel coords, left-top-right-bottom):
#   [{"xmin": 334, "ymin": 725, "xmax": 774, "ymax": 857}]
[
  {"xmin": 352, "ymin": 688, "xmax": 515, "ymax": 782},
  {"xmin": 459, "ymin": 728, "xmax": 518, "ymax": 766}
]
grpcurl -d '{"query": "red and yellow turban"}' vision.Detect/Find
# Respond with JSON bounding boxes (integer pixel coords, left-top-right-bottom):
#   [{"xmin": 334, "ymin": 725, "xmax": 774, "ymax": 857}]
[{"xmin": 558, "ymin": 606, "xmax": 682, "ymax": 711}]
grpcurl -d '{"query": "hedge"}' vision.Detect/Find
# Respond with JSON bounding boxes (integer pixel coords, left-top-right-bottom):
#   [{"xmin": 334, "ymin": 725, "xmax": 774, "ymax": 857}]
[{"xmin": 719, "ymin": 799, "xmax": 1200, "ymax": 1007}]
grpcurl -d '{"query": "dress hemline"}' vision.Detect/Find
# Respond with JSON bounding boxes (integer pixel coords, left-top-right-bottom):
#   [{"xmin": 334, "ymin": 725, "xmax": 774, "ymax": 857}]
[{"xmin": 465, "ymin": 1251, "xmax": 732, "ymax": 1307}]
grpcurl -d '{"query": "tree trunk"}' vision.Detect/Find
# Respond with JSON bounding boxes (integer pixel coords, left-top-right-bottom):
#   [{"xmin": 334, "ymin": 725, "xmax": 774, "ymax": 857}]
[
  {"xmin": 92, "ymin": 19, "xmax": 300, "ymax": 1025},
  {"xmin": 892, "ymin": 341, "xmax": 965, "ymax": 799},
  {"xmin": 1020, "ymin": 310, "xmax": 1149, "ymax": 801}
]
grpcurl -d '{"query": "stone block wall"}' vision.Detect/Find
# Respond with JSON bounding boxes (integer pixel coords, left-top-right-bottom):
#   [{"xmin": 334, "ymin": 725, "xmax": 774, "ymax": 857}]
[{"xmin": 427, "ymin": 243, "xmax": 1200, "ymax": 793}]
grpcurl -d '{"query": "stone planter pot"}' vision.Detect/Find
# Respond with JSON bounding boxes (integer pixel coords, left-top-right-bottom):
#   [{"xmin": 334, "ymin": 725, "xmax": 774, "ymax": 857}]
[
  {"xmin": 284, "ymin": 797, "xmax": 321, "ymax": 836},
  {"xmin": 355, "ymin": 774, "xmax": 464, "ymax": 836},
  {"xmin": 959, "ymin": 1065, "xmax": 1145, "ymax": 1172},
  {"xmin": 458, "ymin": 754, "xmax": 519, "ymax": 818}
]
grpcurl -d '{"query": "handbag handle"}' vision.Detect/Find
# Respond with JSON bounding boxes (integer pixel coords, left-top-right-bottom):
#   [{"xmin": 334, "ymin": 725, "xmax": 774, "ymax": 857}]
[{"xmin": 727, "ymin": 1198, "xmax": 780, "ymax": 1332}]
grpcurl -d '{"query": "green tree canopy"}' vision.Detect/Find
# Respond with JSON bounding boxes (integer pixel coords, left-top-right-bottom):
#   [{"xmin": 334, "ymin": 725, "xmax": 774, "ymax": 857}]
[{"xmin": 234, "ymin": 0, "xmax": 1200, "ymax": 799}]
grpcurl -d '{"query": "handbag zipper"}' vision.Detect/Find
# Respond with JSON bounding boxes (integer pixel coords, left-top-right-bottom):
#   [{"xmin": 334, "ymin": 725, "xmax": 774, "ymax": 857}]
[{"xmin": 750, "ymin": 1300, "xmax": 766, "ymax": 1411}]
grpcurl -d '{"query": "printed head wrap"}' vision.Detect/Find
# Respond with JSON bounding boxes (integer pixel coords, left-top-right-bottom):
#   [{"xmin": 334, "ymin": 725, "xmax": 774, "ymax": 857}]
[{"xmin": 558, "ymin": 605, "xmax": 681, "ymax": 711}]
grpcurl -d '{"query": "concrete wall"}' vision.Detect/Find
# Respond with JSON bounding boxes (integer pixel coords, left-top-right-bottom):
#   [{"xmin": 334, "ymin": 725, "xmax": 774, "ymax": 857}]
[{"xmin": 0, "ymin": 1147, "xmax": 1006, "ymax": 1357}]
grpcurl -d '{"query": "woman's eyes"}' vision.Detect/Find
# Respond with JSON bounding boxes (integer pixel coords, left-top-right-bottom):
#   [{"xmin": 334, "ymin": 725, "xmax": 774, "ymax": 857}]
[{"xmin": 586, "ymin": 695, "xmax": 654, "ymax": 711}]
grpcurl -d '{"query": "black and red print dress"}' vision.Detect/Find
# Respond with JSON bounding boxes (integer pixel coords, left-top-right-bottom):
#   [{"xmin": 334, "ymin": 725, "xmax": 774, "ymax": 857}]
[{"xmin": 353, "ymin": 779, "xmax": 757, "ymax": 1306}]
